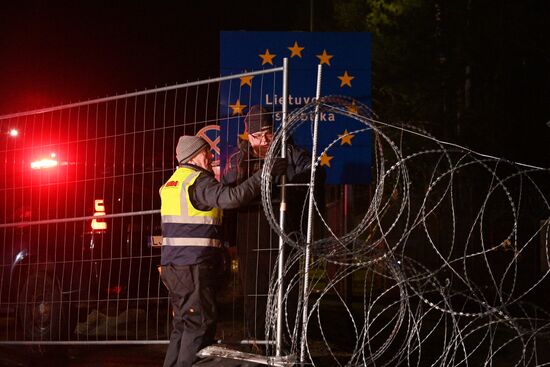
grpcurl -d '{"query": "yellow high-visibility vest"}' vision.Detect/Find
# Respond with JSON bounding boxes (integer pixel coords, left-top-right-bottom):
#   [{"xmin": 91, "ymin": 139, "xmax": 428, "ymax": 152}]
[{"xmin": 160, "ymin": 167, "xmax": 222, "ymax": 247}]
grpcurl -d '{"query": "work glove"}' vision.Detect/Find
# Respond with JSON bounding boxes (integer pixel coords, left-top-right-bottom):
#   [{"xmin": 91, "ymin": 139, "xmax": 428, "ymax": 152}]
[{"xmin": 270, "ymin": 157, "xmax": 288, "ymax": 177}]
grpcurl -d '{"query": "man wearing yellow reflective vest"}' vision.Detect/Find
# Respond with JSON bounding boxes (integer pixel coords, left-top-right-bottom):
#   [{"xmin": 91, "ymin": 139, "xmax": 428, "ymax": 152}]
[{"xmin": 159, "ymin": 135, "xmax": 285, "ymax": 367}]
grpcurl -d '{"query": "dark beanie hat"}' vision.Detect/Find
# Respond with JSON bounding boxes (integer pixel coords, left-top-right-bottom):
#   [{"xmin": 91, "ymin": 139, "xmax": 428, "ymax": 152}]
[
  {"xmin": 244, "ymin": 105, "xmax": 273, "ymax": 134},
  {"xmin": 176, "ymin": 135, "xmax": 209, "ymax": 164}
]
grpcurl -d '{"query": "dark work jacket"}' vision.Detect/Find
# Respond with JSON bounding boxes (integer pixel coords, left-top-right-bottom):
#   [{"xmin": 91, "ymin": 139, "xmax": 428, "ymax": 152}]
[
  {"xmin": 221, "ymin": 143, "xmax": 325, "ymax": 243},
  {"xmin": 160, "ymin": 163, "xmax": 262, "ymax": 266},
  {"xmin": 222, "ymin": 143, "xmax": 312, "ymax": 191}
]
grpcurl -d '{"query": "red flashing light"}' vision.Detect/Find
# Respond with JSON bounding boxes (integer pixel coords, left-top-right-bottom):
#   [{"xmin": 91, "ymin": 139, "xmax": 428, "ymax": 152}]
[
  {"xmin": 91, "ymin": 199, "xmax": 107, "ymax": 231},
  {"xmin": 31, "ymin": 153, "xmax": 59, "ymax": 170},
  {"xmin": 30, "ymin": 158, "xmax": 59, "ymax": 169}
]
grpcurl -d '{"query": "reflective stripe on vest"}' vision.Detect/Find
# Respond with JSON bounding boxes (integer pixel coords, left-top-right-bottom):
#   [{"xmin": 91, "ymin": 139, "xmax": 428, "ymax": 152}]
[{"xmin": 160, "ymin": 167, "xmax": 222, "ymax": 247}]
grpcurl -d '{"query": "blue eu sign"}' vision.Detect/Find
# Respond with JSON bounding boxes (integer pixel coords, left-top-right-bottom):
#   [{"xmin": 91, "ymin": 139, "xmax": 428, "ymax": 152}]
[{"xmin": 219, "ymin": 31, "xmax": 372, "ymax": 184}]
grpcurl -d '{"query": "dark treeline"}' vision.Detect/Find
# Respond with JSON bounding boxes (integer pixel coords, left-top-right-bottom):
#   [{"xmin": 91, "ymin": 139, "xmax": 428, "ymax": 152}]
[{"xmin": 328, "ymin": 0, "xmax": 550, "ymax": 167}]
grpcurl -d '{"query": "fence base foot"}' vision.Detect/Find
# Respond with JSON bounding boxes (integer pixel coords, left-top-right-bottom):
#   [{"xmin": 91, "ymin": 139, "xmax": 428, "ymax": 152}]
[{"xmin": 197, "ymin": 345, "xmax": 296, "ymax": 366}]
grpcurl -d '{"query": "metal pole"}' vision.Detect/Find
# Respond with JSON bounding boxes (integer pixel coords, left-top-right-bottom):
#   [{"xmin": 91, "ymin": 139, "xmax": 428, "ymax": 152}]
[
  {"xmin": 0, "ymin": 67, "xmax": 283, "ymax": 121},
  {"xmin": 299, "ymin": 64, "xmax": 322, "ymax": 363},
  {"xmin": 275, "ymin": 57, "xmax": 289, "ymax": 357},
  {"xmin": 0, "ymin": 209, "xmax": 160, "ymax": 229},
  {"xmin": 0, "ymin": 340, "xmax": 172, "ymax": 346}
]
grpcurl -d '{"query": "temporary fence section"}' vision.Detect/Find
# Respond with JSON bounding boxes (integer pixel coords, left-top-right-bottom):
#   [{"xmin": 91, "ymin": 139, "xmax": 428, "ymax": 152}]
[
  {"xmin": 0, "ymin": 64, "xmax": 287, "ymax": 345},
  {"xmin": 2, "ymin": 56, "xmax": 546, "ymax": 367}
]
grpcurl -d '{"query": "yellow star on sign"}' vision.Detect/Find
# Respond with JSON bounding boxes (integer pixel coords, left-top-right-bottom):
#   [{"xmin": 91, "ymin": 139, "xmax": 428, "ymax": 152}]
[
  {"xmin": 288, "ymin": 41, "xmax": 304, "ymax": 58},
  {"xmin": 346, "ymin": 100, "xmax": 358, "ymax": 114},
  {"xmin": 338, "ymin": 129, "xmax": 355, "ymax": 145},
  {"xmin": 316, "ymin": 49, "xmax": 333, "ymax": 66},
  {"xmin": 240, "ymin": 75, "xmax": 254, "ymax": 87},
  {"xmin": 320, "ymin": 152, "xmax": 334, "ymax": 168},
  {"xmin": 338, "ymin": 71, "xmax": 355, "ymax": 88},
  {"xmin": 229, "ymin": 99, "xmax": 247, "ymax": 115},
  {"xmin": 259, "ymin": 49, "xmax": 276, "ymax": 65}
]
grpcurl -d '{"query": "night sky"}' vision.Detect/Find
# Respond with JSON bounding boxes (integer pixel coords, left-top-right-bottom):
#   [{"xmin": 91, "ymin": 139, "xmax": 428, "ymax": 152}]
[
  {"xmin": 0, "ymin": 2, "xmax": 312, "ymax": 115},
  {"xmin": 0, "ymin": 2, "xmax": 548, "ymax": 167}
]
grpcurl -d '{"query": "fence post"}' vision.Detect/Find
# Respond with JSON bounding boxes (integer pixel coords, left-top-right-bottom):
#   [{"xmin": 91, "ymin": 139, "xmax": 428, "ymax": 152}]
[
  {"xmin": 299, "ymin": 63, "xmax": 323, "ymax": 363},
  {"xmin": 275, "ymin": 57, "xmax": 289, "ymax": 357}
]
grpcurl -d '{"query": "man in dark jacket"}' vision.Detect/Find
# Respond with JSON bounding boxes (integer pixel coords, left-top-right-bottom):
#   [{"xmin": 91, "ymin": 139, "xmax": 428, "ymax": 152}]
[
  {"xmin": 221, "ymin": 105, "xmax": 320, "ymax": 346},
  {"xmin": 159, "ymin": 134, "xmax": 285, "ymax": 367}
]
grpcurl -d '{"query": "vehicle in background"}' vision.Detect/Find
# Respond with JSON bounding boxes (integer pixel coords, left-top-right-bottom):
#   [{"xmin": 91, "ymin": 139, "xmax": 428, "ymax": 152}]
[{"xmin": 1, "ymin": 142, "xmax": 167, "ymax": 341}]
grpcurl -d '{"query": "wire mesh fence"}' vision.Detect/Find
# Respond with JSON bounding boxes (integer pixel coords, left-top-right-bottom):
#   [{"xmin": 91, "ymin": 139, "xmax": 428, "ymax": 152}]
[
  {"xmin": 0, "ymin": 67, "xmax": 285, "ymax": 344},
  {"xmin": 3, "ymin": 61, "xmax": 549, "ymax": 367}
]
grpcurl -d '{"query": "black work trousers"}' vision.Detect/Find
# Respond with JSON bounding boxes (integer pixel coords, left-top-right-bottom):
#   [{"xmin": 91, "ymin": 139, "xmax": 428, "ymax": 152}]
[{"xmin": 161, "ymin": 260, "xmax": 220, "ymax": 367}]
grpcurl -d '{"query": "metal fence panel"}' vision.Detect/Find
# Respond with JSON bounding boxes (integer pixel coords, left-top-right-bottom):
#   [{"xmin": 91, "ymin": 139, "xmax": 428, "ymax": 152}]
[{"xmin": 0, "ymin": 67, "xmax": 284, "ymax": 344}]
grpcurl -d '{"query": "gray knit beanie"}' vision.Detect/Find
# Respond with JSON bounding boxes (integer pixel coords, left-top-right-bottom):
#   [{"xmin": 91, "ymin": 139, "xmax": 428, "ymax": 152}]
[
  {"xmin": 176, "ymin": 135, "xmax": 209, "ymax": 164},
  {"xmin": 245, "ymin": 105, "xmax": 273, "ymax": 134}
]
